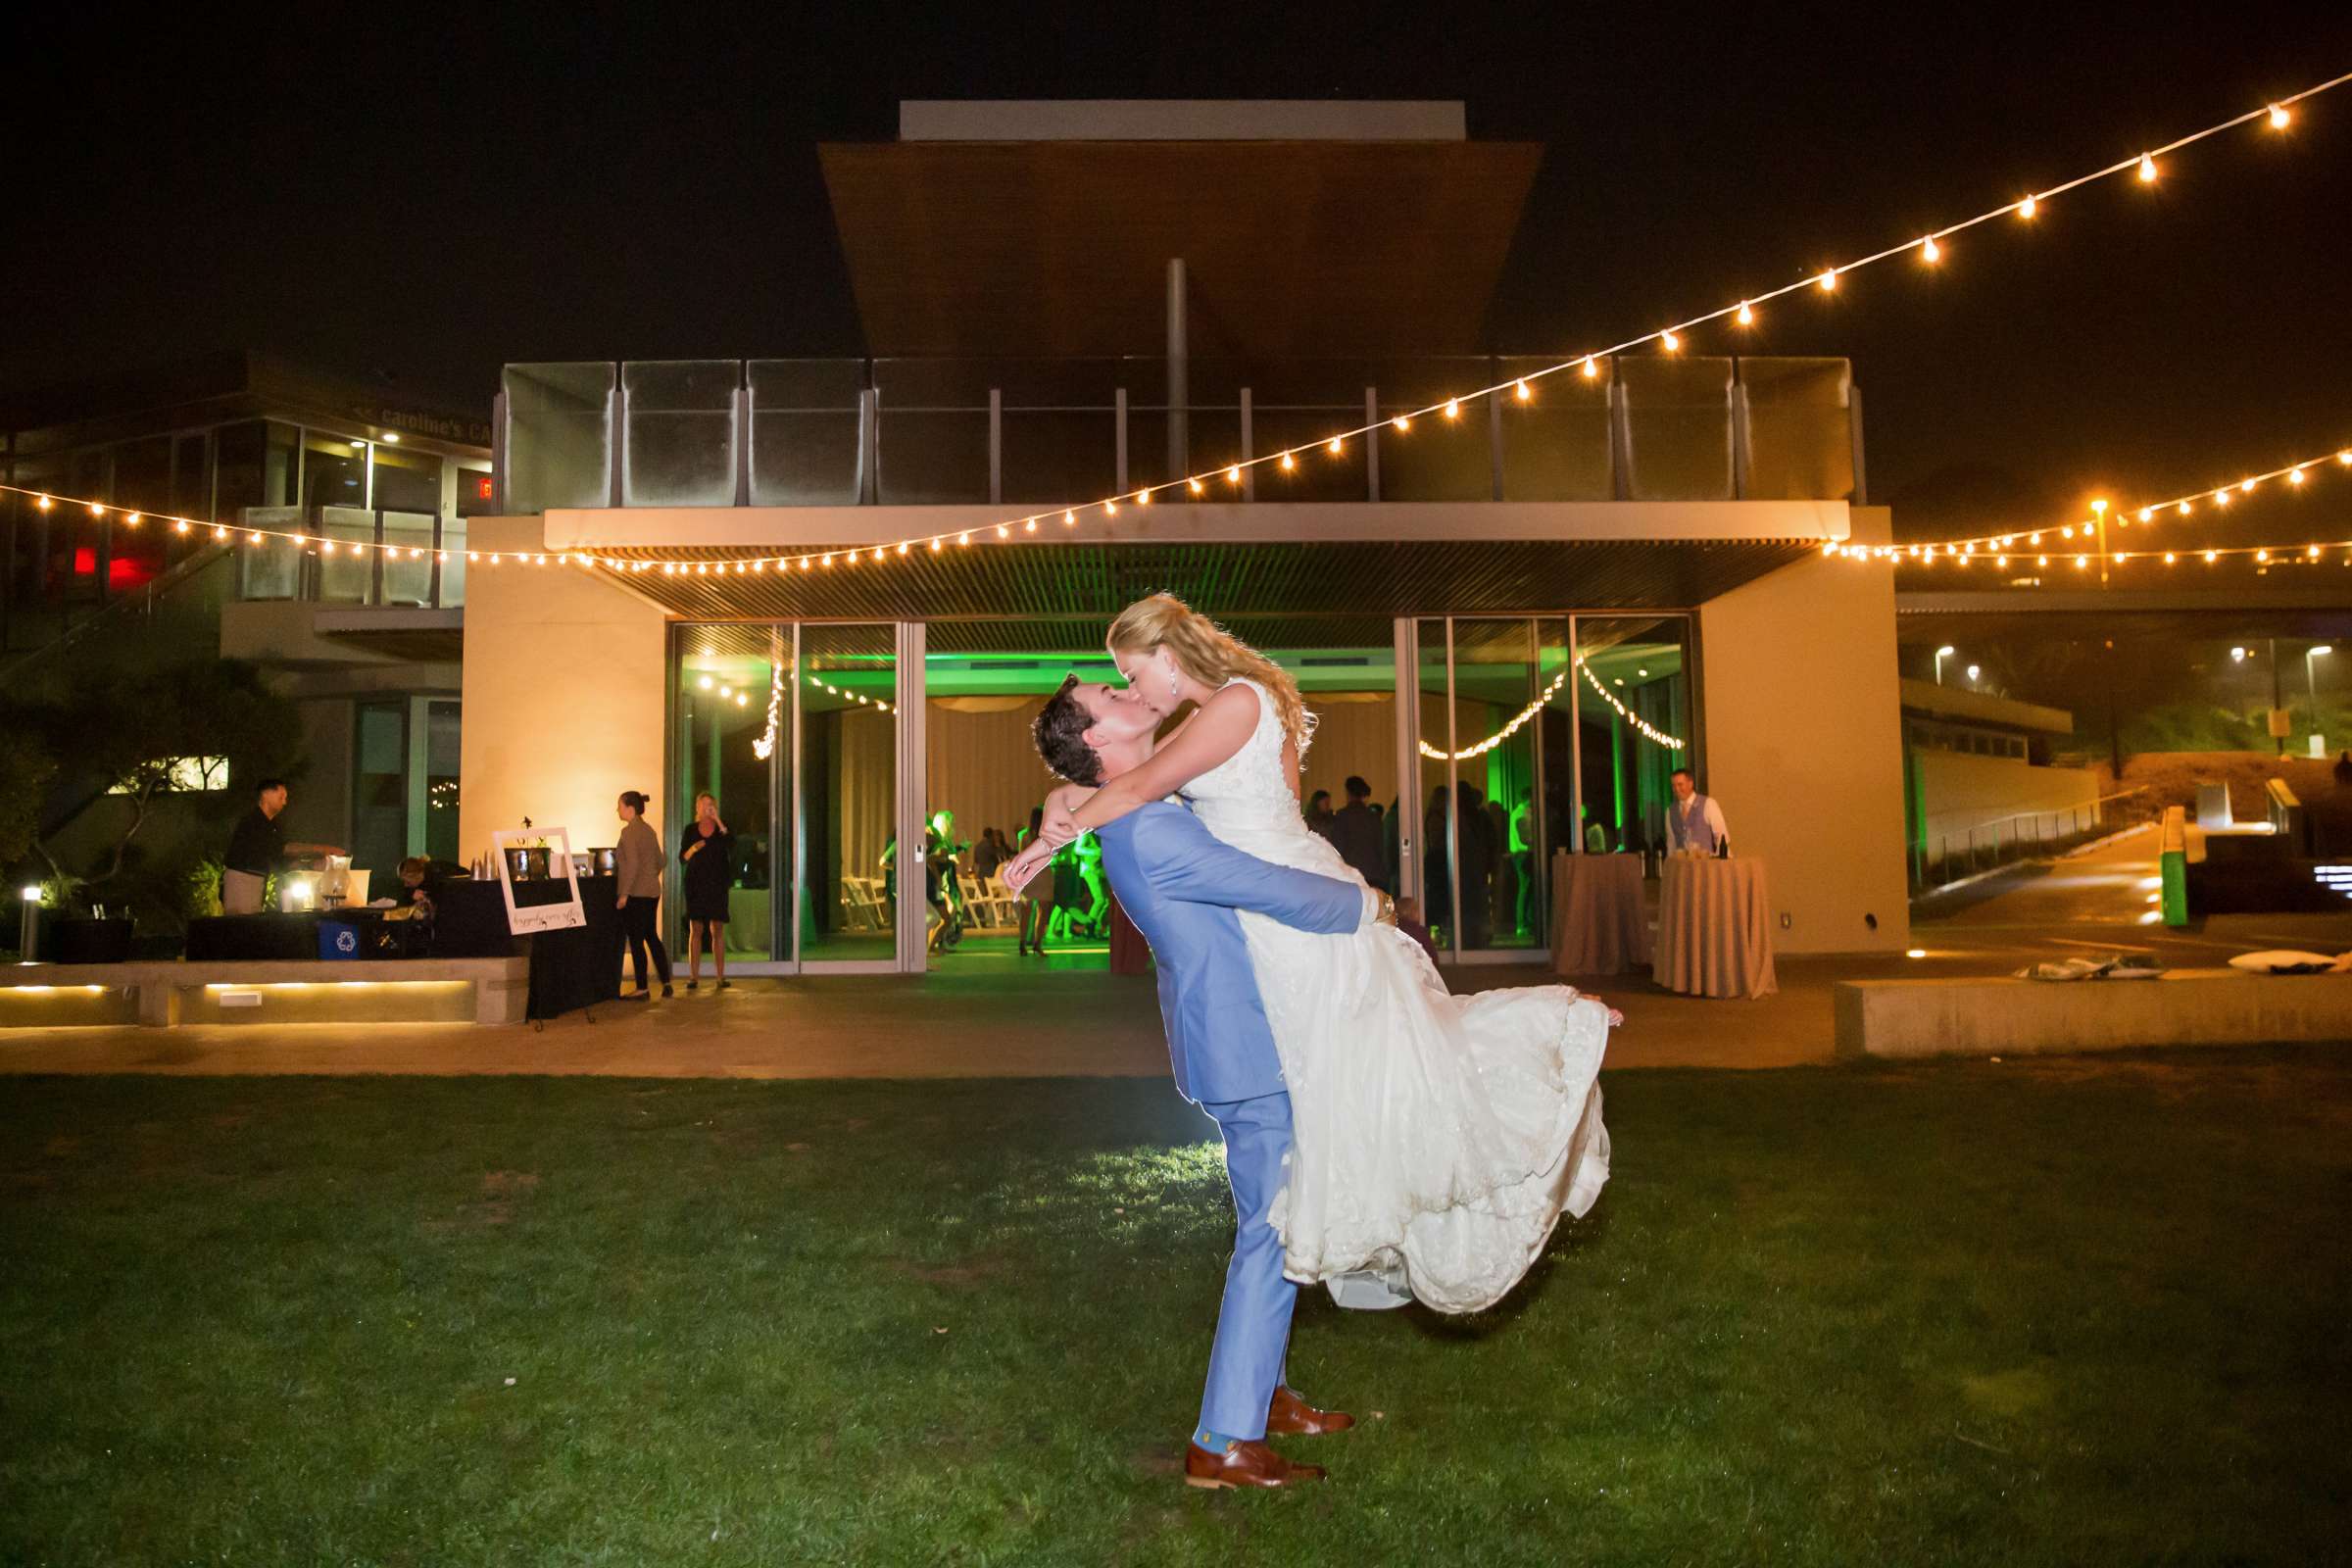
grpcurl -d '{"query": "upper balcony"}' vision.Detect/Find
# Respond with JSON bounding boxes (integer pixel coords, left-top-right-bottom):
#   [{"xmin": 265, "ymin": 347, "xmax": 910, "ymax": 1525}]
[{"xmin": 495, "ymin": 355, "xmax": 1861, "ymax": 516}]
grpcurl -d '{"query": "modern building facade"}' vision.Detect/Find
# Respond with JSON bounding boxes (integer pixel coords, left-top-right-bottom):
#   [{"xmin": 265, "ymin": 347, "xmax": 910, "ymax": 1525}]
[
  {"xmin": 460, "ymin": 102, "xmax": 1909, "ymax": 973},
  {"xmin": 2, "ymin": 353, "xmax": 493, "ymax": 874}
]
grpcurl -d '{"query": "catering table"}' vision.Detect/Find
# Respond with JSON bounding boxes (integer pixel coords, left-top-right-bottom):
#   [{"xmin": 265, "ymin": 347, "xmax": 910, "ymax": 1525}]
[
  {"xmin": 1654, "ymin": 856, "xmax": 1779, "ymax": 999},
  {"xmin": 184, "ymin": 879, "xmax": 621, "ymax": 1019},
  {"xmin": 1548, "ymin": 851, "xmax": 1651, "ymax": 975},
  {"xmin": 432, "ymin": 876, "xmax": 623, "ymax": 1019},
  {"xmin": 185, "ymin": 912, "xmax": 328, "ymax": 961}
]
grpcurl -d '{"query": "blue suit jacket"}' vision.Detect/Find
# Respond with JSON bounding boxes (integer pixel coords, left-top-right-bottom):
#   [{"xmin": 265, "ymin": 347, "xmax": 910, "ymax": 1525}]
[{"xmin": 1095, "ymin": 802, "xmax": 1364, "ymax": 1104}]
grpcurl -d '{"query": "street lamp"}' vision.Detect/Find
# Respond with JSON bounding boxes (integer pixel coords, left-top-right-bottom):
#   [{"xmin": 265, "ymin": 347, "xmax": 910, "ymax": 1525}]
[
  {"xmin": 1934, "ymin": 645, "xmax": 1957, "ymax": 685},
  {"xmin": 1966, "ymin": 663, "xmax": 1982, "ymax": 685}
]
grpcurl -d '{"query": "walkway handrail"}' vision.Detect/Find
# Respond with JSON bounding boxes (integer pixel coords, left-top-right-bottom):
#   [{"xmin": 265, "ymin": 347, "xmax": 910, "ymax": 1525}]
[{"xmin": 1944, "ymin": 786, "xmax": 2153, "ymax": 842}]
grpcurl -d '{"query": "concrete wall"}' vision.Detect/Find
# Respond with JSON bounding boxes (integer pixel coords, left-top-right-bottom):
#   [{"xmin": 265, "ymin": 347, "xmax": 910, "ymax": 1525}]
[
  {"xmin": 459, "ymin": 516, "xmax": 666, "ymax": 863},
  {"xmin": 1697, "ymin": 507, "xmax": 1909, "ymax": 953},
  {"xmin": 1915, "ymin": 751, "xmax": 2099, "ymax": 852}
]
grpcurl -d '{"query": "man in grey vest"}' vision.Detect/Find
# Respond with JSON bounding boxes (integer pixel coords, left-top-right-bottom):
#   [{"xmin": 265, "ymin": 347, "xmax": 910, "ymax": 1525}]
[{"xmin": 1665, "ymin": 768, "xmax": 1729, "ymax": 856}]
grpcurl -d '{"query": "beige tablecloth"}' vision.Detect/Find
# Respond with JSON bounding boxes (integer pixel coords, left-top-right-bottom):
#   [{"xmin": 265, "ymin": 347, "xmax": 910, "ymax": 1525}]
[
  {"xmin": 1655, "ymin": 856, "xmax": 1779, "ymax": 1000},
  {"xmin": 1549, "ymin": 851, "xmax": 1651, "ymax": 975}
]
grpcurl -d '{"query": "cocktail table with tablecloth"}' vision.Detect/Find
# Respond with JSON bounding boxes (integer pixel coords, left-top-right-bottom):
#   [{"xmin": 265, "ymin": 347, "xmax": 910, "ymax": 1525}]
[
  {"xmin": 1547, "ymin": 850, "xmax": 1650, "ymax": 975},
  {"xmin": 1654, "ymin": 856, "xmax": 1779, "ymax": 1000}
]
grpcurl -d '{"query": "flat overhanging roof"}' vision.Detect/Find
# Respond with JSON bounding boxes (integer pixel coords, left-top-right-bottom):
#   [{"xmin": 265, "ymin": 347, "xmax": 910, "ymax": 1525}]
[
  {"xmin": 542, "ymin": 500, "xmax": 1843, "ymax": 622},
  {"xmin": 817, "ymin": 138, "xmax": 1541, "ymax": 357}
]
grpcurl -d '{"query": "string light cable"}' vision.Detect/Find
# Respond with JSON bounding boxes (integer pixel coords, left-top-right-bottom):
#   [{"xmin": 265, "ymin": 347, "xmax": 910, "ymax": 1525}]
[
  {"xmin": 1841, "ymin": 443, "xmax": 2352, "ymax": 564},
  {"xmin": 8, "ymin": 73, "xmax": 2346, "ymax": 576},
  {"xmin": 1824, "ymin": 441, "xmax": 2352, "ymax": 567},
  {"xmin": 1578, "ymin": 659, "xmax": 1687, "ymax": 750},
  {"xmin": 1419, "ymin": 669, "xmax": 1572, "ymax": 760}
]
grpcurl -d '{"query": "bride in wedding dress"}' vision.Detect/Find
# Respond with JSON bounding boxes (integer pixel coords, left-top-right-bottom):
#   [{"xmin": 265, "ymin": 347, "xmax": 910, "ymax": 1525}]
[{"xmin": 1004, "ymin": 595, "xmax": 1612, "ymax": 1314}]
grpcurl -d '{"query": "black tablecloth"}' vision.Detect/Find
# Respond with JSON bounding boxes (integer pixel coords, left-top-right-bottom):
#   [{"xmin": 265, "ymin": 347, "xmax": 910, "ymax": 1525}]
[
  {"xmin": 185, "ymin": 912, "xmax": 331, "ymax": 961},
  {"xmin": 186, "ymin": 878, "xmax": 622, "ymax": 1021},
  {"xmin": 430, "ymin": 876, "xmax": 623, "ymax": 1019}
]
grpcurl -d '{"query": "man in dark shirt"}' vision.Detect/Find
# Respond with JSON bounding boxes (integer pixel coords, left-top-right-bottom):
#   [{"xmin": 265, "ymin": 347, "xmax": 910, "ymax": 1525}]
[
  {"xmin": 220, "ymin": 779, "xmax": 340, "ymax": 914},
  {"xmin": 1325, "ymin": 775, "xmax": 1390, "ymax": 892}
]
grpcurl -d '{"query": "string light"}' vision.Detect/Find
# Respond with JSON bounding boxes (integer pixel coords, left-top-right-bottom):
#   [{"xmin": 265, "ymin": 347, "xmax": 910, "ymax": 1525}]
[
  {"xmin": 806, "ymin": 673, "xmax": 892, "ymax": 713},
  {"xmin": 1892, "ymin": 441, "xmax": 2352, "ymax": 560},
  {"xmin": 25, "ymin": 80, "xmax": 2345, "ymax": 582},
  {"xmin": 1577, "ymin": 659, "xmax": 1685, "ymax": 750},
  {"xmin": 1419, "ymin": 670, "xmax": 1571, "ymax": 760}
]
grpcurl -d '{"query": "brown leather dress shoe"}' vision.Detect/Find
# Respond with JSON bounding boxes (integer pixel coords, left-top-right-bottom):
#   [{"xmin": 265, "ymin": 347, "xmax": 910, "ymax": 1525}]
[
  {"xmin": 1265, "ymin": 1385, "xmax": 1356, "ymax": 1437},
  {"xmin": 1183, "ymin": 1440, "xmax": 1329, "ymax": 1490}
]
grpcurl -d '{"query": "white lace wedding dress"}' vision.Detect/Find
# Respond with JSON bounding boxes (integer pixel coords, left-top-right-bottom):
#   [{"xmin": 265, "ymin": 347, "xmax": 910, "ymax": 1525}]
[{"xmin": 1180, "ymin": 679, "xmax": 1612, "ymax": 1314}]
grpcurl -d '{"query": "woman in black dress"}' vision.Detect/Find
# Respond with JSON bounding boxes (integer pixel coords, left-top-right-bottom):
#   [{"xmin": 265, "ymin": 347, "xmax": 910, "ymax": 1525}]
[{"xmin": 679, "ymin": 791, "xmax": 735, "ymax": 991}]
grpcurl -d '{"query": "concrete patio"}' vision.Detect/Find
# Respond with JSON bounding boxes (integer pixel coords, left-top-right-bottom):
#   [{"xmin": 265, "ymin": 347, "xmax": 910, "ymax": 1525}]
[{"xmin": 6, "ymin": 827, "xmax": 2348, "ymax": 1080}]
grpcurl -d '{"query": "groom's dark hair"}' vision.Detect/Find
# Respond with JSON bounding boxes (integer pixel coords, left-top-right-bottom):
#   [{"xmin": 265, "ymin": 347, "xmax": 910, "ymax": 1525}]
[{"xmin": 1034, "ymin": 674, "xmax": 1105, "ymax": 786}]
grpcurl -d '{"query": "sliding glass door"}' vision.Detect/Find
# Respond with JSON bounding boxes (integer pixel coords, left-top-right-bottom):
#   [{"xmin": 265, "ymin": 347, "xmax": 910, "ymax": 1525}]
[
  {"xmin": 670, "ymin": 620, "xmax": 922, "ymax": 972},
  {"xmin": 1403, "ymin": 614, "xmax": 1694, "ymax": 964}
]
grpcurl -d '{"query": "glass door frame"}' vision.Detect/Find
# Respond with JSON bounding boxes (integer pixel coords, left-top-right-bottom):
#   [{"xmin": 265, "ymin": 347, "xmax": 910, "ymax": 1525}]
[
  {"xmin": 1396, "ymin": 612, "xmax": 1702, "ymax": 967},
  {"xmin": 667, "ymin": 618, "xmax": 927, "ymax": 975}
]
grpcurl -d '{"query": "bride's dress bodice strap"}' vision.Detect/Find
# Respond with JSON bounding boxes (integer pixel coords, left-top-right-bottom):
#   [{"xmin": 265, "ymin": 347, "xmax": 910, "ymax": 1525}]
[{"xmin": 1180, "ymin": 678, "xmax": 1298, "ymax": 836}]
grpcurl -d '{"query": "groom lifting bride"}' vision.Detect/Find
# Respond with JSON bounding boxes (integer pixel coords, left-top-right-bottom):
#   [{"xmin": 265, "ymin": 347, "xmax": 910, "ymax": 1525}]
[{"xmin": 1005, "ymin": 595, "xmax": 1617, "ymax": 1490}]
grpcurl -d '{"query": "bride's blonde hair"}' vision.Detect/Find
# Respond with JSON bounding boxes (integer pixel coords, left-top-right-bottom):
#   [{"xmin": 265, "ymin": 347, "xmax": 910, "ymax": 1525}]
[{"xmin": 1107, "ymin": 594, "xmax": 1314, "ymax": 755}]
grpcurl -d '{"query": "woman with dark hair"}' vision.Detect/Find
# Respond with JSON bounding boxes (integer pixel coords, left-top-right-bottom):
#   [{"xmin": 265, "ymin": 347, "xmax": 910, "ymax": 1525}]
[
  {"xmin": 614, "ymin": 790, "xmax": 672, "ymax": 1000},
  {"xmin": 1015, "ymin": 805, "xmax": 1057, "ymax": 956},
  {"xmin": 679, "ymin": 791, "xmax": 734, "ymax": 991}
]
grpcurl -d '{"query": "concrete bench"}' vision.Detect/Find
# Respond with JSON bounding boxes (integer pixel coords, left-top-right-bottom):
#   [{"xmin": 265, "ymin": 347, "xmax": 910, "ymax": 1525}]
[
  {"xmin": 2, "ymin": 957, "xmax": 530, "ymax": 1027},
  {"xmin": 1834, "ymin": 968, "xmax": 2352, "ymax": 1058}
]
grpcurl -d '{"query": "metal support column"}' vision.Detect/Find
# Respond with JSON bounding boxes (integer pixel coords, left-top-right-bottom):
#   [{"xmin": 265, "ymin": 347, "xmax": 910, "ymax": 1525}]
[{"xmin": 1166, "ymin": 258, "xmax": 1189, "ymax": 481}]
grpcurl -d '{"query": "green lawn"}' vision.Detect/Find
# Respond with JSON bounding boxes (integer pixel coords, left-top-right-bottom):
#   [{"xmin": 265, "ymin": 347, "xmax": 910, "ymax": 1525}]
[{"xmin": 2, "ymin": 1051, "xmax": 2347, "ymax": 1565}]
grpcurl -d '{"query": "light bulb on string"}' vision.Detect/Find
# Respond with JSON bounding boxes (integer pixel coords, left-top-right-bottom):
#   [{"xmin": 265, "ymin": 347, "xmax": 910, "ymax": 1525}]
[
  {"xmin": 1659, "ymin": 330, "xmax": 1682, "ymax": 352},
  {"xmin": 2271, "ymin": 104, "xmax": 2291, "ymax": 129},
  {"xmin": 1817, "ymin": 270, "xmax": 1838, "ymax": 292},
  {"xmin": 2138, "ymin": 153, "xmax": 2158, "ymax": 182},
  {"xmin": 1226, "ymin": 466, "xmax": 1242, "ymax": 485},
  {"xmin": 1326, "ymin": 436, "xmax": 1343, "ymax": 455},
  {"xmin": 1581, "ymin": 357, "xmax": 1598, "ymax": 379},
  {"xmin": 1737, "ymin": 301, "xmax": 1755, "ymax": 325},
  {"xmin": 2018, "ymin": 193, "xmax": 2038, "ymax": 219},
  {"xmin": 1921, "ymin": 235, "xmax": 1942, "ymax": 263},
  {"xmin": 1392, "ymin": 415, "xmax": 1410, "ymax": 431},
  {"xmin": 1444, "ymin": 399, "xmax": 1460, "ymax": 419},
  {"xmin": 1515, "ymin": 379, "xmax": 1532, "ymax": 401}
]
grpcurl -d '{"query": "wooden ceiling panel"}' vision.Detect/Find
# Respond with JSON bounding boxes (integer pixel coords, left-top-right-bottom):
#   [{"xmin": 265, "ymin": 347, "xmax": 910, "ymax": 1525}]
[{"xmin": 818, "ymin": 141, "xmax": 1544, "ymax": 358}]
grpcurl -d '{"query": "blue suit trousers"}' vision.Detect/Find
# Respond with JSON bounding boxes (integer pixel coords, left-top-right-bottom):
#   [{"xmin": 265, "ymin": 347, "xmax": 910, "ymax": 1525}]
[{"xmin": 1198, "ymin": 1090, "xmax": 1296, "ymax": 1439}]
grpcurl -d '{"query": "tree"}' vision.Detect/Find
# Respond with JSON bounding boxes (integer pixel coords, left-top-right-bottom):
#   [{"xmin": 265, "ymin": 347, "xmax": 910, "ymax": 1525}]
[
  {"xmin": 0, "ymin": 731, "xmax": 57, "ymax": 867},
  {"xmin": 13, "ymin": 660, "xmax": 307, "ymax": 913}
]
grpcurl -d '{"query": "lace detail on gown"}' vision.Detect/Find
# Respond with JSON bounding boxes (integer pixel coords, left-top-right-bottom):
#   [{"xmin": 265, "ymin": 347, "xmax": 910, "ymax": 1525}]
[{"xmin": 1181, "ymin": 677, "xmax": 1611, "ymax": 1314}]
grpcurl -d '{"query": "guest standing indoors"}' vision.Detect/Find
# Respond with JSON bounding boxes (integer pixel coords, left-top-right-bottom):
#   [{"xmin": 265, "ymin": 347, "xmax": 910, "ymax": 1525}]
[
  {"xmin": 1326, "ymin": 775, "xmax": 1388, "ymax": 891},
  {"xmin": 1665, "ymin": 768, "xmax": 1730, "ymax": 856},
  {"xmin": 1303, "ymin": 790, "xmax": 1338, "ymax": 846},
  {"xmin": 614, "ymin": 790, "xmax": 673, "ymax": 1001},
  {"xmin": 1016, "ymin": 806, "xmax": 1057, "ymax": 956},
  {"xmin": 679, "ymin": 791, "xmax": 735, "ymax": 992}
]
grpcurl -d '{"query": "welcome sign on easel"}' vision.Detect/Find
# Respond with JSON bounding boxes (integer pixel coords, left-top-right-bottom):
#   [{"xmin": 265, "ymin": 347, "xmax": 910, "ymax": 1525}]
[{"xmin": 492, "ymin": 828, "xmax": 587, "ymax": 934}]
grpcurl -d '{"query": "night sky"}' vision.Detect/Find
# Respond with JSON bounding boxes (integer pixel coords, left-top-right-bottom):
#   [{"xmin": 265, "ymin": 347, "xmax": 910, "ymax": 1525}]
[{"xmin": 7, "ymin": 5, "xmax": 2348, "ymax": 533}]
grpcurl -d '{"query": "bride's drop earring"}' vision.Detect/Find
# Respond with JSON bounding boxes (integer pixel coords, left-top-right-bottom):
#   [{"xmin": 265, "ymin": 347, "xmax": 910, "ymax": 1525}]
[{"xmin": 1167, "ymin": 667, "xmax": 1181, "ymax": 704}]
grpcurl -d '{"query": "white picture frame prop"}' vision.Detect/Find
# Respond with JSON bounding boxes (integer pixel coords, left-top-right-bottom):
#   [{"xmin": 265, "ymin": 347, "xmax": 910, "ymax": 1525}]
[{"xmin": 493, "ymin": 828, "xmax": 587, "ymax": 934}]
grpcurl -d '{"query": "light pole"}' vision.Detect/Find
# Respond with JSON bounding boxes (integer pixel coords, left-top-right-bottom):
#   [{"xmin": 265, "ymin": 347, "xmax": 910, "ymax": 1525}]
[
  {"xmin": 1934, "ymin": 645, "xmax": 1956, "ymax": 685},
  {"xmin": 2307, "ymin": 644, "xmax": 2333, "ymax": 750}
]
